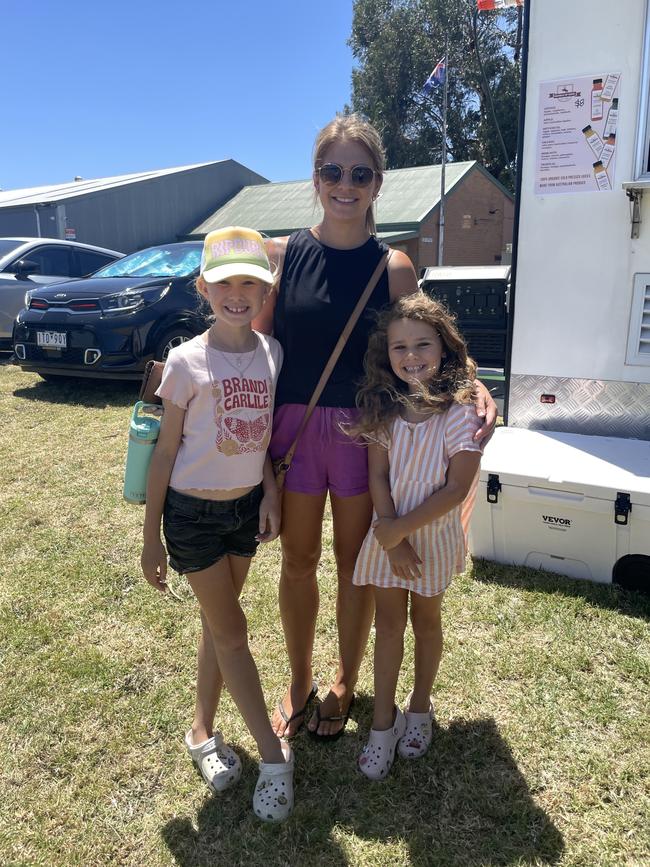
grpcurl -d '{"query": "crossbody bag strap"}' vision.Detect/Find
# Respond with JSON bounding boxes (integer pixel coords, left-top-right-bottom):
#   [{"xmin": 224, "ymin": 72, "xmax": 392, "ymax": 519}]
[{"xmin": 278, "ymin": 249, "xmax": 392, "ymax": 472}]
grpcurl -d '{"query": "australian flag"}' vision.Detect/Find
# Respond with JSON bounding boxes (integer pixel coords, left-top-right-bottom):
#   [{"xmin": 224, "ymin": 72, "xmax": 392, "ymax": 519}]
[{"xmin": 422, "ymin": 59, "xmax": 446, "ymax": 95}]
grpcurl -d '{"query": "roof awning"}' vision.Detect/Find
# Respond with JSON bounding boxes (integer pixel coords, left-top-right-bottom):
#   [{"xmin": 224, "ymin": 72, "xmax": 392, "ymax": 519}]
[{"xmin": 376, "ymin": 230, "xmax": 419, "ymax": 243}]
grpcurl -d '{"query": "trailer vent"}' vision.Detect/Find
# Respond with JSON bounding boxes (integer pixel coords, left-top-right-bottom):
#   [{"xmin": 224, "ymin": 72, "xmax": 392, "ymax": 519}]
[{"xmin": 625, "ymin": 274, "xmax": 650, "ymax": 366}]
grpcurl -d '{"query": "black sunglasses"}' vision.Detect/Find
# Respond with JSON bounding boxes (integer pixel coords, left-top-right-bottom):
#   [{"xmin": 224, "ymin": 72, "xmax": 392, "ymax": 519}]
[{"xmin": 317, "ymin": 163, "xmax": 377, "ymax": 188}]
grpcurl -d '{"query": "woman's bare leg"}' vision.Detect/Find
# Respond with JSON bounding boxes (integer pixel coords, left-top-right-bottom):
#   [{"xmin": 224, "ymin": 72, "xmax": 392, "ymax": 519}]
[
  {"xmin": 372, "ymin": 587, "xmax": 409, "ymax": 729},
  {"xmin": 409, "ymin": 592, "xmax": 444, "ymax": 713},
  {"xmin": 189, "ymin": 555, "xmax": 284, "ymax": 763},
  {"xmin": 271, "ymin": 489, "xmax": 328, "ymax": 737},
  {"xmin": 189, "ymin": 557, "xmax": 250, "ymax": 744},
  {"xmin": 307, "ymin": 490, "xmax": 374, "ymax": 736}
]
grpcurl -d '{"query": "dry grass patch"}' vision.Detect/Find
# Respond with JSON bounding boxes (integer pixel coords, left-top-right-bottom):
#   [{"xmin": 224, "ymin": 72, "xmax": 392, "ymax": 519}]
[{"xmin": 1, "ymin": 365, "xmax": 649, "ymax": 866}]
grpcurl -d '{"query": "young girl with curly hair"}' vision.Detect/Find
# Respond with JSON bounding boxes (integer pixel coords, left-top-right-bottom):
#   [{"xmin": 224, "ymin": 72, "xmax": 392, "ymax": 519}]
[{"xmin": 352, "ymin": 293, "xmax": 482, "ymax": 781}]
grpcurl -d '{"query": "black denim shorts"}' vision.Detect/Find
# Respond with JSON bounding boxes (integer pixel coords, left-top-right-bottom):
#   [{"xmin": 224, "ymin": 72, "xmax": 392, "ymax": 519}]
[{"xmin": 163, "ymin": 485, "xmax": 263, "ymax": 575}]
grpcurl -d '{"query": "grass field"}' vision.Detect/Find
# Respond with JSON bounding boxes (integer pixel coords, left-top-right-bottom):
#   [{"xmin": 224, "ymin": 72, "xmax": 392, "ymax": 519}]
[{"xmin": 1, "ymin": 363, "xmax": 649, "ymax": 867}]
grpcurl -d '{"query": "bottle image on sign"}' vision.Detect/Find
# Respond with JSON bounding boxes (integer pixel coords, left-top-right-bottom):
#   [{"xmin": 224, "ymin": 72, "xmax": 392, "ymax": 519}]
[
  {"xmin": 591, "ymin": 78, "xmax": 604, "ymax": 121},
  {"xmin": 600, "ymin": 133, "xmax": 616, "ymax": 169},
  {"xmin": 604, "ymin": 98, "xmax": 619, "ymax": 138},
  {"xmin": 601, "ymin": 73, "xmax": 620, "ymax": 102},
  {"xmin": 582, "ymin": 125, "xmax": 603, "ymax": 159},
  {"xmin": 593, "ymin": 160, "xmax": 611, "ymax": 191}
]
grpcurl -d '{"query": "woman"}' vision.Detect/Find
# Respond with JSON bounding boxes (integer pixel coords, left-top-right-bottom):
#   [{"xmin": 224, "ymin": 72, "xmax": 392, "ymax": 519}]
[{"xmin": 255, "ymin": 115, "xmax": 496, "ymax": 739}]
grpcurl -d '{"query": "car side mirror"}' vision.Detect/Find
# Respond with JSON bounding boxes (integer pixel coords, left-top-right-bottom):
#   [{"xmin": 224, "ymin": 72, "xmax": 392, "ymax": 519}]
[{"xmin": 14, "ymin": 259, "xmax": 40, "ymax": 279}]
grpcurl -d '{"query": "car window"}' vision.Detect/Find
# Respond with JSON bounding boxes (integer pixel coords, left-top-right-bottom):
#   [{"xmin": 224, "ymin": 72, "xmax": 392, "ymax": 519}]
[
  {"xmin": 93, "ymin": 245, "xmax": 201, "ymax": 279},
  {"xmin": 12, "ymin": 245, "xmax": 73, "ymax": 276},
  {"xmin": 73, "ymin": 250, "xmax": 119, "ymax": 277},
  {"xmin": 0, "ymin": 239, "xmax": 24, "ymax": 260}
]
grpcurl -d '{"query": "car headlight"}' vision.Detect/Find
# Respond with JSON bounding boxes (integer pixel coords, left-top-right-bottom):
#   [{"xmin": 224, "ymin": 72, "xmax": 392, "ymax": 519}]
[
  {"xmin": 24, "ymin": 289, "xmax": 33, "ymax": 307},
  {"xmin": 99, "ymin": 283, "xmax": 170, "ymax": 315}
]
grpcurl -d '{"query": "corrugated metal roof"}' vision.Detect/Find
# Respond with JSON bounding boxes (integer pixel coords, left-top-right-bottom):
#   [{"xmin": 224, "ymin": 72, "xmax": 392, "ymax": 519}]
[
  {"xmin": 376, "ymin": 230, "xmax": 419, "ymax": 243},
  {"xmin": 190, "ymin": 161, "xmax": 482, "ymax": 236},
  {"xmin": 0, "ymin": 161, "xmax": 231, "ymax": 207}
]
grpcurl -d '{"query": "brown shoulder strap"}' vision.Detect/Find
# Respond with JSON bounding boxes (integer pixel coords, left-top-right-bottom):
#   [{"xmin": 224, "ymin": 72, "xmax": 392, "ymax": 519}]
[{"xmin": 278, "ymin": 250, "xmax": 392, "ymax": 472}]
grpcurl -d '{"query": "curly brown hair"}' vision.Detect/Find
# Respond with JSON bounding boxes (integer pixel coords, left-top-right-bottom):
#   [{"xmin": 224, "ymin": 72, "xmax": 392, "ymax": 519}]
[{"xmin": 353, "ymin": 293, "xmax": 477, "ymax": 442}]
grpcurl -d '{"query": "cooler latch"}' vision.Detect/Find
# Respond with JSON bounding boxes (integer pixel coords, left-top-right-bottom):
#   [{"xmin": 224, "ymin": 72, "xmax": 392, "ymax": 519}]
[
  {"xmin": 487, "ymin": 473, "xmax": 502, "ymax": 504},
  {"xmin": 614, "ymin": 492, "xmax": 632, "ymax": 525}
]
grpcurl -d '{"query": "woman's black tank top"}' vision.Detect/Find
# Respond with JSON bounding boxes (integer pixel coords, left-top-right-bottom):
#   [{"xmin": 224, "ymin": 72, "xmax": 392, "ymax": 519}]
[{"xmin": 273, "ymin": 228, "xmax": 390, "ymax": 408}]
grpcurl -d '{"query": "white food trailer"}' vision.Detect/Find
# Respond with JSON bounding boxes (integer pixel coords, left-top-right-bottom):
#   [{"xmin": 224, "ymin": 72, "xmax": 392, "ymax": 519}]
[{"xmin": 469, "ymin": 0, "xmax": 650, "ymax": 591}]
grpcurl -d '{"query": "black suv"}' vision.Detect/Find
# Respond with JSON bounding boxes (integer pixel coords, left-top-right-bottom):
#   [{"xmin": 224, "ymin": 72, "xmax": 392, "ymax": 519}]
[{"xmin": 13, "ymin": 241, "xmax": 210, "ymax": 380}]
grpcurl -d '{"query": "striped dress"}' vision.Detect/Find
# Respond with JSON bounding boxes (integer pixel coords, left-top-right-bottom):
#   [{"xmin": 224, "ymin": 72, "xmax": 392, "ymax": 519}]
[{"xmin": 353, "ymin": 402, "xmax": 482, "ymax": 597}]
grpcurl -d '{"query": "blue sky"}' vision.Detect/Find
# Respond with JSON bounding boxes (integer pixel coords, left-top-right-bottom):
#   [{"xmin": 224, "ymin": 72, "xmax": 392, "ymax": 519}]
[{"xmin": 2, "ymin": 0, "xmax": 355, "ymax": 191}]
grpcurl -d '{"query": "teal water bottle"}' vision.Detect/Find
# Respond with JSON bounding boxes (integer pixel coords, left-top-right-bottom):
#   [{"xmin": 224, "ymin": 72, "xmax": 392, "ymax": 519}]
[{"xmin": 123, "ymin": 401, "xmax": 161, "ymax": 504}]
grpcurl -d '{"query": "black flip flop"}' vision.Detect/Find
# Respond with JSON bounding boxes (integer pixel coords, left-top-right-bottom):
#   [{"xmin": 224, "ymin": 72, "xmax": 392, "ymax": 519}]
[
  {"xmin": 276, "ymin": 682, "xmax": 318, "ymax": 737},
  {"xmin": 308, "ymin": 694, "xmax": 356, "ymax": 742}
]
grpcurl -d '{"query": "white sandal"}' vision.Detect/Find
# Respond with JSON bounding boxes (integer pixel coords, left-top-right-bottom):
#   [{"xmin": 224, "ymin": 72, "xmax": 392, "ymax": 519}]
[
  {"xmin": 253, "ymin": 741, "xmax": 294, "ymax": 822},
  {"xmin": 184, "ymin": 729, "xmax": 242, "ymax": 792},
  {"xmin": 358, "ymin": 707, "xmax": 406, "ymax": 781},
  {"xmin": 398, "ymin": 692, "xmax": 434, "ymax": 759}
]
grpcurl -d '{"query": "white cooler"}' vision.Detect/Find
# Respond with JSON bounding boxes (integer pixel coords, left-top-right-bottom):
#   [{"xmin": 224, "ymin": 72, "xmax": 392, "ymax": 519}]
[{"xmin": 469, "ymin": 427, "xmax": 650, "ymax": 587}]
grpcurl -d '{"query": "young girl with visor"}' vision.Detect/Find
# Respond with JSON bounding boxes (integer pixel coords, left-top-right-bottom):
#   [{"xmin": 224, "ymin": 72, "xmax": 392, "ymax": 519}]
[
  {"xmin": 140, "ymin": 226, "xmax": 294, "ymax": 822},
  {"xmin": 255, "ymin": 115, "xmax": 497, "ymax": 743}
]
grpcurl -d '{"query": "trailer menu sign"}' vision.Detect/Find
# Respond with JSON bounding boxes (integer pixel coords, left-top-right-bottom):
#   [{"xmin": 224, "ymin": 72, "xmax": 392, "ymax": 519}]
[{"xmin": 535, "ymin": 73, "xmax": 620, "ymax": 195}]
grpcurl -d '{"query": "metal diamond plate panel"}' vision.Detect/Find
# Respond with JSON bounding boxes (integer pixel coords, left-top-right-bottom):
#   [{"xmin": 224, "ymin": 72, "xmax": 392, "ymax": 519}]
[{"xmin": 508, "ymin": 375, "xmax": 650, "ymax": 440}]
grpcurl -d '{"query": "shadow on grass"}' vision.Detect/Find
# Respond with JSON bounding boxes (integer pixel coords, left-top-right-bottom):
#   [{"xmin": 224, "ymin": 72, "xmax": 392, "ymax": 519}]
[
  {"xmin": 161, "ymin": 715, "xmax": 563, "ymax": 867},
  {"xmin": 12, "ymin": 376, "xmax": 138, "ymax": 409},
  {"xmin": 471, "ymin": 558, "xmax": 650, "ymax": 621}
]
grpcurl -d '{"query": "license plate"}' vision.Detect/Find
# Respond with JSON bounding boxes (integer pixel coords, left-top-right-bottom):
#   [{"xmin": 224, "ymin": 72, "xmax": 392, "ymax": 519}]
[{"xmin": 37, "ymin": 331, "xmax": 67, "ymax": 348}]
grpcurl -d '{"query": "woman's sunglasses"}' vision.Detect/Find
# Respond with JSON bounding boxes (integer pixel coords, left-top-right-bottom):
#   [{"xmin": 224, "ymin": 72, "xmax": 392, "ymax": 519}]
[{"xmin": 317, "ymin": 163, "xmax": 377, "ymax": 188}]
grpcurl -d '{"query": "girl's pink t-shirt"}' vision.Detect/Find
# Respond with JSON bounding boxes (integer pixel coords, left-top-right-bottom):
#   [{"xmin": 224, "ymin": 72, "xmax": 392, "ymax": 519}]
[{"xmin": 156, "ymin": 332, "xmax": 283, "ymax": 491}]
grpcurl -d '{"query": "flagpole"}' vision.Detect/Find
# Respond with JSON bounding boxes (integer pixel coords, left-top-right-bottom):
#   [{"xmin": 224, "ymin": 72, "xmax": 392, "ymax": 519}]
[{"xmin": 438, "ymin": 36, "xmax": 448, "ymax": 266}]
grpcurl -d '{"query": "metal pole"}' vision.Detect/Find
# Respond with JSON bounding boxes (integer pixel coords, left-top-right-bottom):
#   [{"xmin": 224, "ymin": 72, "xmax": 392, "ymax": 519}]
[{"xmin": 438, "ymin": 37, "xmax": 448, "ymax": 266}]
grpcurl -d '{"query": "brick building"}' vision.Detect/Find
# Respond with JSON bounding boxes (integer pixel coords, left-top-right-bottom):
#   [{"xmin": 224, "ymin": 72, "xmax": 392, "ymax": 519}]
[{"xmin": 187, "ymin": 161, "xmax": 514, "ymax": 273}]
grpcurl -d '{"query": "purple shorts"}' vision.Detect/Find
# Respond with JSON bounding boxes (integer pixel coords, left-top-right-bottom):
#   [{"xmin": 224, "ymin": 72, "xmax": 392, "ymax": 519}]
[{"xmin": 270, "ymin": 404, "xmax": 369, "ymax": 497}]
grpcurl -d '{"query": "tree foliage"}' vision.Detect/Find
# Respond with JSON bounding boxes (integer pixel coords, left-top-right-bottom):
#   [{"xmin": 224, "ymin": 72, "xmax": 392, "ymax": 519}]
[{"xmin": 349, "ymin": 0, "xmax": 521, "ymax": 189}]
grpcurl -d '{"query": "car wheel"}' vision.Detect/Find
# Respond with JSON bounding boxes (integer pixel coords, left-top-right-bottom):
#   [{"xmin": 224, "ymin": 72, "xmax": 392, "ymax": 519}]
[{"xmin": 154, "ymin": 329, "xmax": 194, "ymax": 362}]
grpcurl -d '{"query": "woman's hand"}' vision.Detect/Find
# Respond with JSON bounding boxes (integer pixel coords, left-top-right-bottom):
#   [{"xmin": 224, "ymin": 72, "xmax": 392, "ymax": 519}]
[
  {"xmin": 473, "ymin": 379, "xmax": 498, "ymax": 445},
  {"xmin": 372, "ymin": 516, "xmax": 406, "ymax": 550},
  {"xmin": 141, "ymin": 538, "xmax": 168, "ymax": 592},
  {"xmin": 387, "ymin": 540, "xmax": 422, "ymax": 581},
  {"xmin": 257, "ymin": 493, "xmax": 281, "ymax": 542}
]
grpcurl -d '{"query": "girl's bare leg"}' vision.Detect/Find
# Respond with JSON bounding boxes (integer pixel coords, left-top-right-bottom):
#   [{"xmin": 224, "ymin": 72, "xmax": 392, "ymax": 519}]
[
  {"xmin": 409, "ymin": 591, "xmax": 444, "ymax": 713},
  {"xmin": 189, "ymin": 557, "xmax": 250, "ymax": 744},
  {"xmin": 372, "ymin": 587, "xmax": 409, "ymax": 730},
  {"xmin": 271, "ymin": 490, "xmax": 328, "ymax": 737},
  {"xmin": 307, "ymin": 491, "xmax": 374, "ymax": 736},
  {"xmin": 189, "ymin": 555, "xmax": 284, "ymax": 763}
]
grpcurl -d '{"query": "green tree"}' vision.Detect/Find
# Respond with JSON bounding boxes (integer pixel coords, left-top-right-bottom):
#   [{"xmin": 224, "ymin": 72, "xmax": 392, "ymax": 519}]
[{"xmin": 350, "ymin": 0, "xmax": 521, "ymax": 189}]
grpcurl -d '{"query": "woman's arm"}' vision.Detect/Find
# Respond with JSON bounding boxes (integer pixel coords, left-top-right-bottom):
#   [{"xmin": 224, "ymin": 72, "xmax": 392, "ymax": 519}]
[
  {"xmin": 387, "ymin": 248, "xmax": 419, "ymax": 301},
  {"xmin": 141, "ymin": 400, "xmax": 184, "ymax": 591},
  {"xmin": 253, "ymin": 236, "xmax": 288, "ymax": 335},
  {"xmin": 373, "ymin": 450, "xmax": 481, "ymax": 550}
]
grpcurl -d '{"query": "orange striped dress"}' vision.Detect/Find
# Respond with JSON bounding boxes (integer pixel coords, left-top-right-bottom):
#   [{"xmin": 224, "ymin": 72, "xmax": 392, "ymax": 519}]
[{"xmin": 353, "ymin": 402, "xmax": 482, "ymax": 597}]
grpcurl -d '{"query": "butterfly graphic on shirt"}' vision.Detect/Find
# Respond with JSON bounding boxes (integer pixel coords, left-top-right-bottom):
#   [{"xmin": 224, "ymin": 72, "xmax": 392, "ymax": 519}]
[
  {"xmin": 225, "ymin": 413, "xmax": 269, "ymax": 443},
  {"xmin": 215, "ymin": 412, "xmax": 271, "ymax": 455}
]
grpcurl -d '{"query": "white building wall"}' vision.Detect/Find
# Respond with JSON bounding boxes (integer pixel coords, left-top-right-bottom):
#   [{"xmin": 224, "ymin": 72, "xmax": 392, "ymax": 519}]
[{"xmin": 512, "ymin": 0, "xmax": 649, "ymax": 386}]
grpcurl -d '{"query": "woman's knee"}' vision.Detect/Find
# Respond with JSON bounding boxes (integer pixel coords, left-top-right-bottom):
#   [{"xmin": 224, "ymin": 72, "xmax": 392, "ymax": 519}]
[
  {"xmin": 206, "ymin": 608, "xmax": 249, "ymax": 655},
  {"xmin": 281, "ymin": 538, "xmax": 321, "ymax": 581}
]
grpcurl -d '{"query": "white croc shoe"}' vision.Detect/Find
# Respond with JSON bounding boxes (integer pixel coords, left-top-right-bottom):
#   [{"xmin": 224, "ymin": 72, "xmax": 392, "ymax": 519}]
[
  {"xmin": 253, "ymin": 741, "xmax": 294, "ymax": 823},
  {"xmin": 397, "ymin": 692, "xmax": 434, "ymax": 760},
  {"xmin": 358, "ymin": 707, "xmax": 406, "ymax": 781},
  {"xmin": 184, "ymin": 730, "xmax": 242, "ymax": 793}
]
